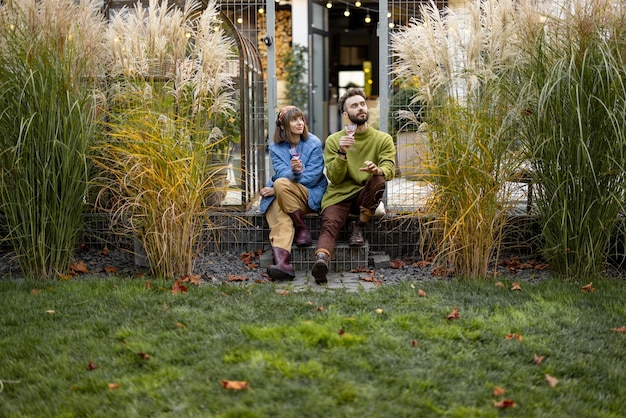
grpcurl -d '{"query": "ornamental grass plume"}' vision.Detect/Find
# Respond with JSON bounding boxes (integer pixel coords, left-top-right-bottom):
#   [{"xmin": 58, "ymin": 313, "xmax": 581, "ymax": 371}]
[
  {"xmin": 92, "ymin": 0, "xmax": 237, "ymax": 279},
  {"xmin": 0, "ymin": 0, "xmax": 107, "ymax": 279},
  {"xmin": 391, "ymin": 0, "xmax": 526, "ymax": 278}
]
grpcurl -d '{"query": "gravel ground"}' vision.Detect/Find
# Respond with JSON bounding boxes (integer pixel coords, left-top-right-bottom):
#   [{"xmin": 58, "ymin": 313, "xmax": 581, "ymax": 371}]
[{"xmin": 0, "ymin": 245, "xmax": 591, "ymax": 284}]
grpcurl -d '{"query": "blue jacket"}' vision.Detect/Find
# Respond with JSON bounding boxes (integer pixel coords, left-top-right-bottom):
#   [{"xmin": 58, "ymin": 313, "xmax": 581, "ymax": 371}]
[{"xmin": 260, "ymin": 133, "xmax": 328, "ymax": 214}]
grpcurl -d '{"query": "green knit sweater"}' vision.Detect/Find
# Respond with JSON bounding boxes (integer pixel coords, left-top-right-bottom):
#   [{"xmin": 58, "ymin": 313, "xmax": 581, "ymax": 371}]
[{"xmin": 321, "ymin": 126, "xmax": 396, "ymax": 210}]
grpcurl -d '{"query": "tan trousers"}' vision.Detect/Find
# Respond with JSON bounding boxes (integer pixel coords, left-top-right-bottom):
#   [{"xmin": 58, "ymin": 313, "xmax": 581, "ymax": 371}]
[{"xmin": 266, "ymin": 178, "xmax": 312, "ymax": 251}]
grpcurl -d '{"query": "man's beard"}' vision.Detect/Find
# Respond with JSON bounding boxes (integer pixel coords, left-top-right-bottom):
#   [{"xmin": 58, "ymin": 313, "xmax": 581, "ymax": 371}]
[{"xmin": 348, "ymin": 112, "xmax": 368, "ymax": 126}]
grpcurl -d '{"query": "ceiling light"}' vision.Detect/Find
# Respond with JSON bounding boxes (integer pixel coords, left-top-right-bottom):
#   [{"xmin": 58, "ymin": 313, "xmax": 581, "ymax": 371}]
[
  {"xmin": 355, "ymin": 1, "xmax": 361, "ymax": 7},
  {"xmin": 364, "ymin": 13, "xmax": 371, "ymax": 24},
  {"xmin": 344, "ymin": 6, "xmax": 350, "ymax": 17},
  {"xmin": 258, "ymin": 7, "xmax": 264, "ymax": 14},
  {"xmin": 326, "ymin": 1, "xmax": 332, "ymax": 8}
]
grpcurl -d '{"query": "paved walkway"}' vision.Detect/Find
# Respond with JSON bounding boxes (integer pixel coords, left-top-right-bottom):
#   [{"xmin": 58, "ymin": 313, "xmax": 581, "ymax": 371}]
[{"xmin": 272, "ymin": 271, "xmax": 380, "ymax": 293}]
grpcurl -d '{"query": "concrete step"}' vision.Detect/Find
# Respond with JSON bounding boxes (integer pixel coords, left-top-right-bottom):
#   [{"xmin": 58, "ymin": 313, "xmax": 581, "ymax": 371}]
[{"xmin": 260, "ymin": 241, "xmax": 369, "ymax": 272}]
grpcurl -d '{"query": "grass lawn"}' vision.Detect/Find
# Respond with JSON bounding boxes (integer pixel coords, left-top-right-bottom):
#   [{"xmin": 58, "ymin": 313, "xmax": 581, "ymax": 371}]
[{"xmin": 1, "ymin": 276, "xmax": 625, "ymax": 417}]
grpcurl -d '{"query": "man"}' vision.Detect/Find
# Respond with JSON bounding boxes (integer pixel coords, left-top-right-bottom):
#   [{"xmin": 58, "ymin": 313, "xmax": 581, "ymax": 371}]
[{"xmin": 311, "ymin": 89, "xmax": 396, "ymax": 284}]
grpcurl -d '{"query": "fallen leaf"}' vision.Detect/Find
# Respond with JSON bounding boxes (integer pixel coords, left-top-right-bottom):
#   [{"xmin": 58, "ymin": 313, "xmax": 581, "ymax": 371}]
[
  {"xmin": 610, "ymin": 326, "xmax": 626, "ymax": 334},
  {"xmin": 228, "ymin": 275, "xmax": 247, "ymax": 282},
  {"xmin": 171, "ymin": 279, "xmax": 188, "ymax": 294},
  {"xmin": 31, "ymin": 289, "xmax": 41, "ymax": 295},
  {"xmin": 375, "ymin": 308, "xmax": 384, "ymax": 314},
  {"xmin": 581, "ymin": 282, "xmax": 596, "ymax": 293},
  {"xmin": 220, "ymin": 380, "xmax": 248, "ymax": 390},
  {"xmin": 411, "ymin": 340, "xmax": 419, "ymax": 347},
  {"xmin": 137, "ymin": 352, "xmax": 151, "ymax": 360},
  {"xmin": 145, "ymin": 281, "xmax": 151, "ymax": 290},
  {"xmin": 46, "ymin": 310, "xmax": 55, "ymax": 314},
  {"xmin": 545, "ymin": 374, "xmax": 559, "ymax": 387},
  {"xmin": 414, "ymin": 260, "xmax": 430, "ymax": 268},
  {"xmin": 495, "ymin": 281, "xmax": 505, "ymax": 288},
  {"xmin": 180, "ymin": 274, "xmax": 202, "ymax": 286},
  {"xmin": 504, "ymin": 333, "xmax": 523, "ymax": 341},
  {"xmin": 316, "ymin": 306, "xmax": 325, "ymax": 312},
  {"xmin": 510, "ymin": 282, "xmax": 522, "ymax": 291},
  {"xmin": 492, "ymin": 386, "xmax": 506, "ymax": 397},
  {"xmin": 447, "ymin": 307, "xmax": 460, "ymax": 320},
  {"xmin": 176, "ymin": 322, "xmax": 186, "ymax": 328},
  {"xmin": 86, "ymin": 361, "xmax": 98, "ymax": 371},
  {"xmin": 70, "ymin": 261, "xmax": 89, "ymax": 275},
  {"xmin": 493, "ymin": 399, "xmax": 516, "ymax": 409},
  {"xmin": 418, "ymin": 289, "xmax": 427, "ymax": 297},
  {"xmin": 108, "ymin": 383, "xmax": 120, "ymax": 389},
  {"xmin": 278, "ymin": 289, "xmax": 289, "ymax": 295},
  {"xmin": 390, "ymin": 259, "xmax": 405, "ymax": 269},
  {"xmin": 338, "ymin": 329, "xmax": 346, "ymax": 336},
  {"xmin": 59, "ymin": 274, "xmax": 72, "ymax": 281},
  {"xmin": 101, "ymin": 247, "xmax": 110, "ymax": 256},
  {"xmin": 104, "ymin": 266, "xmax": 117, "ymax": 274},
  {"xmin": 533, "ymin": 354, "xmax": 545, "ymax": 365},
  {"xmin": 432, "ymin": 266, "xmax": 455, "ymax": 277}
]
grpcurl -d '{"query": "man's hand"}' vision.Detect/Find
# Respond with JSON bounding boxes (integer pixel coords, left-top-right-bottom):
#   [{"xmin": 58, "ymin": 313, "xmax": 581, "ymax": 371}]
[
  {"xmin": 360, "ymin": 160, "xmax": 383, "ymax": 176},
  {"xmin": 338, "ymin": 135, "xmax": 355, "ymax": 153}
]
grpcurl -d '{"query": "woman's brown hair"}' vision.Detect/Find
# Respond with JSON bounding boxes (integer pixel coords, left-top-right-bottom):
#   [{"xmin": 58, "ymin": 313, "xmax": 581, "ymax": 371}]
[{"xmin": 273, "ymin": 106, "xmax": 308, "ymax": 144}]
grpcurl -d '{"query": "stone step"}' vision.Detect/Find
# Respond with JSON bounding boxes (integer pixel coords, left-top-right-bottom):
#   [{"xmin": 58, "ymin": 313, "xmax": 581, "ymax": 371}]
[{"xmin": 260, "ymin": 241, "xmax": 369, "ymax": 272}]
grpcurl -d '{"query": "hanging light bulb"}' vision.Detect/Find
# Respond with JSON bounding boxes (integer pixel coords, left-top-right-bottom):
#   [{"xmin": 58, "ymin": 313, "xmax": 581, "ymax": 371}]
[
  {"xmin": 344, "ymin": 5, "xmax": 350, "ymax": 17},
  {"xmin": 237, "ymin": 16, "xmax": 243, "ymax": 24},
  {"xmin": 258, "ymin": 6, "xmax": 264, "ymax": 14},
  {"xmin": 355, "ymin": 1, "xmax": 361, "ymax": 7},
  {"xmin": 387, "ymin": 12, "xmax": 392, "ymax": 18},
  {"xmin": 389, "ymin": 21, "xmax": 395, "ymax": 29},
  {"xmin": 364, "ymin": 13, "xmax": 371, "ymax": 24},
  {"xmin": 326, "ymin": 1, "xmax": 332, "ymax": 9}
]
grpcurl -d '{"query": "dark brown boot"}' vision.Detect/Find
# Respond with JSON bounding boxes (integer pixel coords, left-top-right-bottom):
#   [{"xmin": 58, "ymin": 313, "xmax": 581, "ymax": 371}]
[
  {"xmin": 267, "ymin": 247, "xmax": 295, "ymax": 281},
  {"xmin": 289, "ymin": 209, "xmax": 313, "ymax": 247},
  {"xmin": 311, "ymin": 252, "xmax": 329, "ymax": 284},
  {"xmin": 349, "ymin": 221, "xmax": 366, "ymax": 247}
]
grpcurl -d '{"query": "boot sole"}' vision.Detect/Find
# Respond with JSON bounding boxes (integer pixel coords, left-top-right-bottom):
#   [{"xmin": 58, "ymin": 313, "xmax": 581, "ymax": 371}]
[
  {"xmin": 267, "ymin": 267, "xmax": 296, "ymax": 281},
  {"xmin": 311, "ymin": 261, "xmax": 328, "ymax": 284}
]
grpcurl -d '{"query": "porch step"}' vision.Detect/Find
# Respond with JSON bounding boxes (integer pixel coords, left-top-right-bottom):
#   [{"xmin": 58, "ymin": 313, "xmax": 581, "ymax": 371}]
[{"xmin": 260, "ymin": 241, "xmax": 369, "ymax": 272}]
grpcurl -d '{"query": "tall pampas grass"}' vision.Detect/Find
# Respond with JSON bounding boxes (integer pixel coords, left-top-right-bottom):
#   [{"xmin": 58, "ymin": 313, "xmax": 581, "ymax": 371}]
[
  {"xmin": 515, "ymin": 0, "xmax": 626, "ymax": 280},
  {"xmin": 391, "ymin": 0, "xmax": 526, "ymax": 278},
  {"xmin": 92, "ymin": 0, "xmax": 237, "ymax": 279},
  {"xmin": 0, "ymin": 0, "xmax": 108, "ymax": 279}
]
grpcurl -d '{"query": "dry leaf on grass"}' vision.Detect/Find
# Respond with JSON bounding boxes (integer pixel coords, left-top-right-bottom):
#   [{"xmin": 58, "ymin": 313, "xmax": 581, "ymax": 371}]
[
  {"xmin": 86, "ymin": 361, "xmax": 98, "ymax": 371},
  {"xmin": 108, "ymin": 383, "xmax": 120, "ymax": 389},
  {"xmin": 545, "ymin": 374, "xmax": 559, "ymax": 387},
  {"xmin": 492, "ymin": 386, "xmax": 506, "ymax": 397},
  {"xmin": 504, "ymin": 333, "xmax": 523, "ymax": 341},
  {"xmin": 171, "ymin": 279, "xmax": 188, "ymax": 294},
  {"xmin": 581, "ymin": 282, "xmax": 596, "ymax": 293},
  {"xmin": 510, "ymin": 282, "xmax": 522, "ymax": 291},
  {"xmin": 610, "ymin": 326, "xmax": 626, "ymax": 334},
  {"xmin": 220, "ymin": 380, "xmax": 248, "ymax": 390},
  {"xmin": 447, "ymin": 307, "xmax": 460, "ymax": 320},
  {"xmin": 418, "ymin": 289, "xmax": 427, "ymax": 297},
  {"xmin": 493, "ymin": 398, "xmax": 515, "ymax": 409},
  {"xmin": 533, "ymin": 353, "xmax": 545, "ymax": 365},
  {"xmin": 228, "ymin": 275, "xmax": 247, "ymax": 282}
]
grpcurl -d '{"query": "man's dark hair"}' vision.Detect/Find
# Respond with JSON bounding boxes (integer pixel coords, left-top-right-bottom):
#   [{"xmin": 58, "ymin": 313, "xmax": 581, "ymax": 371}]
[{"xmin": 338, "ymin": 89, "xmax": 366, "ymax": 113}]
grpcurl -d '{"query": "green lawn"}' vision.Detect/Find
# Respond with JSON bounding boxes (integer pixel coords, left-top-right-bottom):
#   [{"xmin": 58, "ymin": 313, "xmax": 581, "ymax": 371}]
[{"xmin": 1, "ymin": 277, "xmax": 625, "ymax": 417}]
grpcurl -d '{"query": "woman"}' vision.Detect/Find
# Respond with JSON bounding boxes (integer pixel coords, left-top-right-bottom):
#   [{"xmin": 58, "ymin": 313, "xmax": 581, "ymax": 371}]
[{"xmin": 259, "ymin": 106, "xmax": 327, "ymax": 281}]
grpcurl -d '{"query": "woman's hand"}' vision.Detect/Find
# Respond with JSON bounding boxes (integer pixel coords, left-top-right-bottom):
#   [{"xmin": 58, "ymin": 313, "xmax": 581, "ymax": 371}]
[
  {"xmin": 291, "ymin": 157, "xmax": 303, "ymax": 173},
  {"xmin": 260, "ymin": 187, "xmax": 275, "ymax": 198}
]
